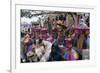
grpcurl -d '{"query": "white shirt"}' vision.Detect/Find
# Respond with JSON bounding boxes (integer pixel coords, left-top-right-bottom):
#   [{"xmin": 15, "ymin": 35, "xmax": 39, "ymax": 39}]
[{"xmin": 35, "ymin": 40, "xmax": 52, "ymax": 62}]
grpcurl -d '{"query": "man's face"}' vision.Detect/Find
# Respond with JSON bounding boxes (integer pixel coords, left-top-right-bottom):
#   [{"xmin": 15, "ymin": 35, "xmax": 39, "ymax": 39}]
[
  {"xmin": 75, "ymin": 29, "xmax": 79, "ymax": 34},
  {"xmin": 67, "ymin": 43, "xmax": 72, "ymax": 49},
  {"xmin": 58, "ymin": 31, "xmax": 63, "ymax": 38},
  {"xmin": 85, "ymin": 30, "xmax": 89, "ymax": 35}
]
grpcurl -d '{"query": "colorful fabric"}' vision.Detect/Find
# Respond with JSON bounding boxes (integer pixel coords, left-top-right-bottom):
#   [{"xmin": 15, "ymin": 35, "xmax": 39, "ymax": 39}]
[{"xmin": 64, "ymin": 49, "xmax": 79, "ymax": 60}]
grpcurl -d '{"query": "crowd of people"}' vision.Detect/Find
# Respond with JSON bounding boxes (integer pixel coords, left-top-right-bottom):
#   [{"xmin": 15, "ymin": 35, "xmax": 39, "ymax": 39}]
[{"xmin": 21, "ymin": 12, "xmax": 90, "ymax": 63}]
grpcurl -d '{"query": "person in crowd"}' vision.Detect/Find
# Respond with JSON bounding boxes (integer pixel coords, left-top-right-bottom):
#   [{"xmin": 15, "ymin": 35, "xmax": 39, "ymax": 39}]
[
  {"xmin": 49, "ymin": 23, "xmax": 66, "ymax": 61},
  {"xmin": 22, "ymin": 33, "xmax": 33, "ymax": 62},
  {"xmin": 84, "ymin": 29, "xmax": 90, "ymax": 49},
  {"xmin": 56, "ymin": 24, "xmax": 66, "ymax": 46},
  {"xmin": 34, "ymin": 39, "xmax": 52, "ymax": 62},
  {"xmin": 26, "ymin": 44, "xmax": 38, "ymax": 62},
  {"xmin": 49, "ymin": 41, "xmax": 62, "ymax": 61},
  {"xmin": 63, "ymin": 37, "xmax": 82, "ymax": 60},
  {"xmin": 72, "ymin": 28, "xmax": 80, "ymax": 48},
  {"xmin": 79, "ymin": 19, "xmax": 88, "ymax": 29},
  {"xmin": 47, "ymin": 17, "xmax": 52, "ymax": 35}
]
